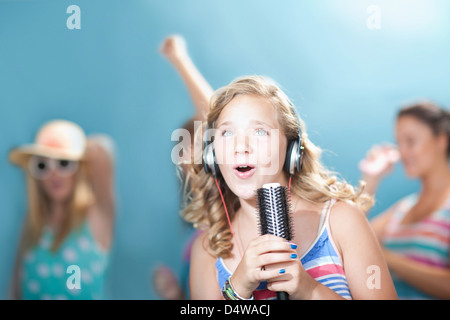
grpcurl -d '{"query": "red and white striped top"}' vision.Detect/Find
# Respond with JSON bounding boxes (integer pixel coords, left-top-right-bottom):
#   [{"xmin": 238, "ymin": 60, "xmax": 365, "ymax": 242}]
[{"xmin": 382, "ymin": 193, "xmax": 450, "ymax": 299}]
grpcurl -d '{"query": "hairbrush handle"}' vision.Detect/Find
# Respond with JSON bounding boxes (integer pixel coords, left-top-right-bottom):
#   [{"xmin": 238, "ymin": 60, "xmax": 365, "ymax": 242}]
[
  {"xmin": 277, "ymin": 292, "xmax": 289, "ymax": 300},
  {"xmin": 257, "ymin": 183, "xmax": 293, "ymax": 301}
]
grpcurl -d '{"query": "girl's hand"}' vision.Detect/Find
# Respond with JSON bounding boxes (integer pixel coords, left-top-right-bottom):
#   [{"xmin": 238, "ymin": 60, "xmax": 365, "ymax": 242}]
[
  {"xmin": 359, "ymin": 144, "xmax": 400, "ymax": 182},
  {"xmin": 229, "ymin": 235, "xmax": 307, "ymax": 299},
  {"xmin": 160, "ymin": 35, "xmax": 188, "ymax": 63},
  {"xmin": 264, "ymin": 249, "xmax": 315, "ymax": 300}
]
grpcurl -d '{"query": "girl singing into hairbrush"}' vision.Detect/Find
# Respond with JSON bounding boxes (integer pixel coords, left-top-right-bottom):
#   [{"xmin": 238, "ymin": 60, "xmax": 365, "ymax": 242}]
[{"xmin": 182, "ymin": 75, "xmax": 398, "ymax": 300}]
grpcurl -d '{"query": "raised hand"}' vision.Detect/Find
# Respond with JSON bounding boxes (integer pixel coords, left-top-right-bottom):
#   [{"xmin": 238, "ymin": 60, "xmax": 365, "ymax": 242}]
[
  {"xmin": 160, "ymin": 35, "xmax": 188, "ymax": 64},
  {"xmin": 359, "ymin": 144, "xmax": 400, "ymax": 179}
]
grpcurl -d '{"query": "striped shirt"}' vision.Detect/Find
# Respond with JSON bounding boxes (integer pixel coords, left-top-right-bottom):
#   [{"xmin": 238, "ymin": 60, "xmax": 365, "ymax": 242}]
[
  {"xmin": 215, "ymin": 199, "xmax": 352, "ymax": 300},
  {"xmin": 382, "ymin": 193, "xmax": 450, "ymax": 299}
]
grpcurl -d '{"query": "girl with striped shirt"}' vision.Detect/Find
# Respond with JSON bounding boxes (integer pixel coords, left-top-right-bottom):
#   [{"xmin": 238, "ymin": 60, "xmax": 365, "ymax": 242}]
[
  {"xmin": 360, "ymin": 102, "xmax": 450, "ymax": 299},
  {"xmin": 181, "ymin": 75, "xmax": 397, "ymax": 300}
]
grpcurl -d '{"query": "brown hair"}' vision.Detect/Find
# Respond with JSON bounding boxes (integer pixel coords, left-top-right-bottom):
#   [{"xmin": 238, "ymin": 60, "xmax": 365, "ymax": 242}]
[{"xmin": 398, "ymin": 101, "xmax": 450, "ymax": 157}]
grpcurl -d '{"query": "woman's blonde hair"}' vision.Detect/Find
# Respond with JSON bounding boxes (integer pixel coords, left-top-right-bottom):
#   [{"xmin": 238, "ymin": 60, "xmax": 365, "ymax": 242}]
[
  {"xmin": 181, "ymin": 75, "xmax": 373, "ymax": 258},
  {"xmin": 20, "ymin": 159, "xmax": 95, "ymax": 253}
]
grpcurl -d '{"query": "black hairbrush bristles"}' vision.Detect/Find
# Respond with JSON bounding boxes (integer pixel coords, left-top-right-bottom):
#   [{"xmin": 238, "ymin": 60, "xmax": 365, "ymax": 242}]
[
  {"xmin": 256, "ymin": 183, "xmax": 294, "ymax": 300},
  {"xmin": 256, "ymin": 183, "xmax": 293, "ymax": 241}
]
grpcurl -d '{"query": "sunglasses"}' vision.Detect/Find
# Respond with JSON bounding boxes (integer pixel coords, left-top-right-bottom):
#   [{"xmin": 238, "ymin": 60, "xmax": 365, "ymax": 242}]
[{"xmin": 28, "ymin": 156, "xmax": 79, "ymax": 180}]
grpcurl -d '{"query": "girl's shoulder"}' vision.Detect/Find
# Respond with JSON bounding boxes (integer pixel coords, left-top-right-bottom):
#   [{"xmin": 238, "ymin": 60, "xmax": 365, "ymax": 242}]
[
  {"xmin": 191, "ymin": 230, "xmax": 215, "ymax": 261},
  {"xmin": 327, "ymin": 200, "xmax": 373, "ymax": 246},
  {"xmin": 328, "ymin": 199, "xmax": 366, "ymax": 224}
]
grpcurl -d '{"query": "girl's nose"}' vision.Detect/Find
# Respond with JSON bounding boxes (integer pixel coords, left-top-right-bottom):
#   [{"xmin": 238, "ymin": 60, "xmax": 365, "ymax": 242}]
[{"xmin": 234, "ymin": 131, "xmax": 252, "ymax": 154}]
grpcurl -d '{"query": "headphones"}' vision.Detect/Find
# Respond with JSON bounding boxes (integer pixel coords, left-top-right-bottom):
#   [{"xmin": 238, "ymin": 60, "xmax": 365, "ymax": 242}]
[
  {"xmin": 202, "ymin": 125, "xmax": 221, "ymax": 177},
  {"xmin": 202, "ymin": 101, "xmax": 304, "ymax": 259},
  {"xmin": 203, "ymin": 107, "xmax": 304, "ymax": 178}
]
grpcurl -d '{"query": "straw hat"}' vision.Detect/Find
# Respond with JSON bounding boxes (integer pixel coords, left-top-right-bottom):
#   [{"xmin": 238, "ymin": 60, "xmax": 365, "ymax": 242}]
[{"xmin": 9, "ymin": 120, "xmax": 87, "ymax": 168}]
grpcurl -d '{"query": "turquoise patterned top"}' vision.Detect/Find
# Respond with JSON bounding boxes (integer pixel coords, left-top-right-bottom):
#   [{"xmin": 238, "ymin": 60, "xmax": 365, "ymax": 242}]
[{"xmin": 20, "ymin": 221, "xmax": 109, "ymax": 300}]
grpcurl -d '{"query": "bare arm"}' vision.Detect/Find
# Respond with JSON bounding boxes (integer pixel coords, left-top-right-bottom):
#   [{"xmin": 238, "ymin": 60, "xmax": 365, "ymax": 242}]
[
  {"xmin": 189, "ymin": 232, "xmax": 222, "ymax": 299},
  {"xmin": 331, "ymin": 201, "xmax": 398, "ymax": 299},
  {"xmin": 160, "ymin": 35, "xmax": 213, "ymax": 121},
  {"xmin": 384, "ymin": 249, "xmax": 450, "ymax": 299},
  {"xmin": 85, "ymin": 135, "xmax": 115, "ymax": 217}
]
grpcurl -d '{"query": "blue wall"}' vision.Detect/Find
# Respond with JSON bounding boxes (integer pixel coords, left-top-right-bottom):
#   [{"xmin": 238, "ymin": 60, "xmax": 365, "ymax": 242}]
[{"xmin": 1, "ymin": 0, "xmax": 449, "ymax": 299}]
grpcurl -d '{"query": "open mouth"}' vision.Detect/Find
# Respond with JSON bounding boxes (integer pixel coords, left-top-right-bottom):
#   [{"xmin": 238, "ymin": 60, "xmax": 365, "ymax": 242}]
[
  {"xmin": 234, "ymin": 164, "xmax": 256, "ymax": 179},
  {"xmin": 236, "ymin": 165, "xmax": 254, "ymax": 173}
]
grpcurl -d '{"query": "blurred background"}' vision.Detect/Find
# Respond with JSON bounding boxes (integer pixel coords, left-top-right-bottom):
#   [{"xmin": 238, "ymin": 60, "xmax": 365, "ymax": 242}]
[{"xmin": 1, "ymin": 0, "xmax": 449, "ymax": 299}]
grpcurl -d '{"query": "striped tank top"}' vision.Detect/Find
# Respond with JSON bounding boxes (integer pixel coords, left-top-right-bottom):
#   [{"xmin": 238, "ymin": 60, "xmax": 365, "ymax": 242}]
[
  {"xmin": 215, "ymin": 199, "xmax": 352, "ymax": 300},
  {"xmin": 382, "ymin": 193, "xmax": 450, "ymax": 299}
]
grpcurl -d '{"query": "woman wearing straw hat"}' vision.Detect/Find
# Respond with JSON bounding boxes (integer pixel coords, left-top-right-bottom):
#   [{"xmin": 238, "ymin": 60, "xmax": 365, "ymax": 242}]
[{"xmin": 9, "ymin": 120, "xmax": 115, "ymax": 300}]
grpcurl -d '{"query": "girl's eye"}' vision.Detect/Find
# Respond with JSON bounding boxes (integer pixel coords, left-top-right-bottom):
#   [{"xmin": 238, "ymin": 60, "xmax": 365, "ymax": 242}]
[
  {"xmin": 37, "ymin": 162, "xmax": 47, "ymax": 171},
  {"xmin": 255, "ymin": 128, "xmax": 269, "ymax": 136},
  {"xmin": 222, "ymin": 130, "xmax": 233, "ymax": 137},
  {"xmin": 59, "ymin": 160, "xmax": 70, "ymax": 167}
]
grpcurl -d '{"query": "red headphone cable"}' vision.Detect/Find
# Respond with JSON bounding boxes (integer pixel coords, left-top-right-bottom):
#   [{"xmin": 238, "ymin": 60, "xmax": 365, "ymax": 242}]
[{"xmin": 214, "ymin": 178, "xmax": 243, "ymax": 259}]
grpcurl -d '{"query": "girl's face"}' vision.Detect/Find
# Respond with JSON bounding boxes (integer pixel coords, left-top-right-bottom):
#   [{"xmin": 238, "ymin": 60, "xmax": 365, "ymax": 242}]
[
  {"xmin": 396, "ymin": 115, "xmax": 446, "ymax": 178},
  {"xmin": 214, "ymin": 95, "xmax": 289, "ymax": 200},
  {"xmin": 29, "ymin": 156, "xmax": 78, "ymax": 203},
  {"xmin": 40, "ymin": 170, "xmax": 76, "ymax": 203}
]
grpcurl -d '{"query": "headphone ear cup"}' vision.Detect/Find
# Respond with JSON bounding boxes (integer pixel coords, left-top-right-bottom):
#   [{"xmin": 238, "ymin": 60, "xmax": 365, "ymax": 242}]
[
  {"xmin": 284, "ymin": 140, "xmax": 303, "ymax": 175},
  {"xmin": 203, "ymin": 143, "xmax": 213, "ymax": 174},
  {"xmin": 284, "ymin": 140, "xmax": 297, "ymax": 175},
  {"xmin": 203, "ymin": 143, "xmax": 221, "ymax": 177}
]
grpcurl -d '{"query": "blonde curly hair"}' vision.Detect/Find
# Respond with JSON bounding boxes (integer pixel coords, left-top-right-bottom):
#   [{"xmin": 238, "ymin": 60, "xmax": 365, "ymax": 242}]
[{"xmin": 181, "ymin": 75, "xmax": 372, "ymax": 258}]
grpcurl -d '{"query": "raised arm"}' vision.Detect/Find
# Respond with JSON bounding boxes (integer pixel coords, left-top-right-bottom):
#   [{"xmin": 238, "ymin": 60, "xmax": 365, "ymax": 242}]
[
  {"xmin": 85, "ymin": 134, "xmax": 115, "ymax": 217},
  {"xmin": 160, "ymin": 35, "xmax": 214, "ymax": 121}
]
